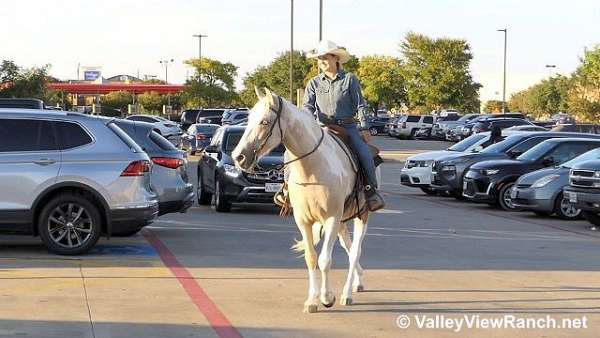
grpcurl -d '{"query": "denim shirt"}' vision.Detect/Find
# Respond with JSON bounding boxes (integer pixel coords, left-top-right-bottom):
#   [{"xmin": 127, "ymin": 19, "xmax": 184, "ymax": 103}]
[{"xmin": 302, "ymin": 70, "xmax": 367, "ymax": 126}]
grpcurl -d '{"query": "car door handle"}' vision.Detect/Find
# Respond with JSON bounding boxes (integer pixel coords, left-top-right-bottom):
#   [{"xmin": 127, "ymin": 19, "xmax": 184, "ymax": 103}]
[{"xmin": 34, "ymin": 158, "xmax": 56, "ymax": 166}]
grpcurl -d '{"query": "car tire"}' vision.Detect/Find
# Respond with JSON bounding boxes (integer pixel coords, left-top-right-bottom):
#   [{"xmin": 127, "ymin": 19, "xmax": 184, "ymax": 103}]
[
  {"xmin": 533, "ymin": 211, "xmax": 551, "ymax": 217},
  {"xmin": 409, "ymin": 129, "xmax": 417, "ymax": 139},
  {"xmin": 369, "ymin": 127, "xmax": 378, "ymax": 136},
  {"xmin": 420, "ymin": 187, "xmax": 438, "ymax": 195},
  {"xmin": 498, "ymin": 182, "xmax": 520, "ymax": 211},
  {"xmin": 214, "ymin": 179, "xmax": 232, "ymax": 212},
  {"xmin": 38, "ymin": 193, "xmax": 102, "ymax": 255},
  {"xmin": 583, "ymin": 211, "xmax": 600, "ymax": 226},
  {"xmin": 197, "ymin": 170, "xmax": 213, "ymax": 205},
  {"xmin": 554, "ymin": 193, "xmax": 582, "ymax": 220}
]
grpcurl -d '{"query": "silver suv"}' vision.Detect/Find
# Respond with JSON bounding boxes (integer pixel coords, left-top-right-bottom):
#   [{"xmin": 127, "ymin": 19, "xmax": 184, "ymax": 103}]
[{"xmin": 0, "ymin": 109, "xmax": 159, "ymax": 255}]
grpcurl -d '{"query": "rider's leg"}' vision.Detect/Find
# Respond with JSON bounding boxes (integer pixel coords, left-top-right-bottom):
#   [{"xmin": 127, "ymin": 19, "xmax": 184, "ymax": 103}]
[
  {"xmin": 274, "ymin": 150, "xmax": 290, "ymax": 206},
  {"xmin": 346, "ymin": 125, "xmax": 385, "ymax": 211}
]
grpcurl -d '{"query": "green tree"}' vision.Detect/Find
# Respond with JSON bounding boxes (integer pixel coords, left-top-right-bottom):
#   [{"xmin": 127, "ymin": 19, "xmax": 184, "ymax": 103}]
[
  {"xmin": 399, "ymin": 32, "xmax": 481, "ymax": 113},
  {"xmin": 239, "ymin": 51, "xmax": 312, "ymax": 107},
  {"xmin": 0, "ymin": 60, "xmax": 52, "ymax": 99},
  {"xmin": 183, "ymin": 58, "xmax": 238, "ymax": 108},
  {"xmin": 508, "ymin": 75, "xmax": 570, "ymax": 119},
  {"xmin": 102, "ymin": 91, "xmax": 133, "ymax": 111},
  {"xmin": 138, "ymin": 91, "xmax": 168, "ymax": 114},
  {"xmin": 483, "ymin": 100, "xmax": 506, "ymax": 113},
  {"xmin": 357, "ymin": 55, "xmax": 406, "ymax": 109},
  {"xmin": 567, "ymin": 46, "xmax": 600, "ymax": 121}
]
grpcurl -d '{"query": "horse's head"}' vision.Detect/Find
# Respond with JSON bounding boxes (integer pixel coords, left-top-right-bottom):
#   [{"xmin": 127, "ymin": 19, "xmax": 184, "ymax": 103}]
[{"xmin": 232, "ymin": 87, "xmax": 285, "ymax": 172}]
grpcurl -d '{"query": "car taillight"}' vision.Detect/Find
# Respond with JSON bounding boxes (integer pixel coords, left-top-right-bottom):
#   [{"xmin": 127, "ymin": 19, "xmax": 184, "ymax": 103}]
[
  {"xmin": 121, "ymin": 160, "xmax": 151, "ymax": 176},
  {"xmin": 152, "ymin": 157, "xmax": 184, "ymax": 169},
  {"xmin": 402, "ymin": 122, "xmax": 406, "ymax": 128},
  {"xmin": 196, "ymin": 133, "xmax": 206, "ymax": 140}
]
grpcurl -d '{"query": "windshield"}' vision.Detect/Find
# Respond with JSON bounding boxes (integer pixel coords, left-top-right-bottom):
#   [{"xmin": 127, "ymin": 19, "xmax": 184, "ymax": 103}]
[
  {"xmin": 225, "ymin": 132, "xmax": 285, "ymax": 155},
  {"xmin": 457, "ymin": 114, "xmax": 476, "ymax": 122},
  {"xmin": 516, "ymin": 141, "xmax": 556, "ymax": 161},
  {"xmin": 447, "ymin": 133, "xmax": 487, "ymax": 152},
  {"xmin": 480, "ymin": 135, "xmax": 525, "ymax": 154},
  {"xmin": 561, "ymin": 148, "xmax": 600, "ymax": 168}
]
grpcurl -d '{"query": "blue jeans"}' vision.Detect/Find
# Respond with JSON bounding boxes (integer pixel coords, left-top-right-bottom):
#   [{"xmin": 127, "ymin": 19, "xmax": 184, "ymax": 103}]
[{"xmin": 345, "ymin": 124, "xmax": 377, "ymax": 189}]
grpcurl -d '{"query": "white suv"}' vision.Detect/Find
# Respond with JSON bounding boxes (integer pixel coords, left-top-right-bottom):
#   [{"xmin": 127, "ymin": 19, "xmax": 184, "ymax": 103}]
[{"xmin": 392, "ymin": 115, "xmax": 435, "ymax": 139}]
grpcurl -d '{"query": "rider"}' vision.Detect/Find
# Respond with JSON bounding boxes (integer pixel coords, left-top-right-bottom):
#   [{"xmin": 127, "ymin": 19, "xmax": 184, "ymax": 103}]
[{"xmin": 275, "ymin": 40, "xmax": 385, "ymax": 212}]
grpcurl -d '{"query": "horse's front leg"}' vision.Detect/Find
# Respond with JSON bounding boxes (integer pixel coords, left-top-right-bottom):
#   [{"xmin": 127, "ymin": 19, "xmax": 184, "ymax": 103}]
[
  {"xmin": 296, "ymin": 220, "xmax": 319, "ymax": 313},
  {"xmin": 340, "ymin": 215, "xmax": 368, "ymax": 306},
  {"xmin": 318, "ymin": 217, "xmax": 341, "ymax": 308},
  {"xmin": 338, "ymin": 222, "xmax": 364, "ymax": 292}
]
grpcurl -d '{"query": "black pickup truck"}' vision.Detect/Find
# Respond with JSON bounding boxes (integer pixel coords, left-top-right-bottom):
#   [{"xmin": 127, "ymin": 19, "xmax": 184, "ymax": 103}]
[{"xmin": 563, "ymin": 160, "xmax": 600, "ymax": 228}]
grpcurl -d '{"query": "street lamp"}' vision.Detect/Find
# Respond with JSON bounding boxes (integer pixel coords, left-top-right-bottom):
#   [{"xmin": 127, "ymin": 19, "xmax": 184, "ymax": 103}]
[
  {"xmin": 545, "ymin": 64, "xmax": 556, "ymax": 78},
  {"xmin": 497, "ymin": 28, "xmax": 507, "ymax": 114},
  {"xmin": 290, "ymin": 0, "xmax": 294, "ymax": 102},
  {"xmin": 192, "ymin": 34, "xmax": 208, "ymax": 60},
  {"xmin": 159, "ymin": 59, "xmax": 174, "ymax": 84},
  {"xmin": 319, "ymin": 0, "xmax": 323, "ymax": 41}
]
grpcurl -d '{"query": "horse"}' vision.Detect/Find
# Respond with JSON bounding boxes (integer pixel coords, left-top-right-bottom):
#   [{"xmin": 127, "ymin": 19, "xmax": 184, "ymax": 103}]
[{"xmin": 232, "ymin": 87, "xmax": 368, "ymax": 313}]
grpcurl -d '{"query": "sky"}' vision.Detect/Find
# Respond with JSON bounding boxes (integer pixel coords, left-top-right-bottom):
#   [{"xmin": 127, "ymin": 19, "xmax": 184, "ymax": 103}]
[{"xmin": 2, "ymin": 0, "xmax": 599, "ymax": 103}]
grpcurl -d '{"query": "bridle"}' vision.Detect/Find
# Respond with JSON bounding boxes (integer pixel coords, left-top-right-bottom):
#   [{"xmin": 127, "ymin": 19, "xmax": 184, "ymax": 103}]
[{"xmin": 252, "ymin": 95, "xmax": 324, "ymax": 171}]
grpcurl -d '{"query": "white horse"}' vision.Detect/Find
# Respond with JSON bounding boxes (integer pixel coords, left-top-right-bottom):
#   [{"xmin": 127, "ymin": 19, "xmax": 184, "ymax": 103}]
[{"xmin": 232, "ymin": 88, "xmax": 368, "ymax": 313}]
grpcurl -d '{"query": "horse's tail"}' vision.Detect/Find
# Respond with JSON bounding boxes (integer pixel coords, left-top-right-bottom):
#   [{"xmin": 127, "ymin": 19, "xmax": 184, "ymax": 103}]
[{"xmin": 291, "ymin": 223, "xmax": 324, "ymax": 254}]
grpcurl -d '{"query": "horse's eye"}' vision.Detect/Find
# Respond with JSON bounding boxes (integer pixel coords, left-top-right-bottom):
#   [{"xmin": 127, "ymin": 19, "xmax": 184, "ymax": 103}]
[{"xmin": 260, "ymin": 120, "xmax": 270, "ymax": 126}]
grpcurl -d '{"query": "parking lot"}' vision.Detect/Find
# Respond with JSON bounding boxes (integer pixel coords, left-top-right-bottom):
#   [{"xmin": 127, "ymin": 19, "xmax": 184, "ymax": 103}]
[{"xmin": 1, "ymin": 137, "xmax": 600, "ymax": 338}]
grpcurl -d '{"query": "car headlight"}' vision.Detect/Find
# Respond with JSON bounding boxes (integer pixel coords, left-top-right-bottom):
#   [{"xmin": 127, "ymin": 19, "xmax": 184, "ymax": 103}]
[
  {"xmin": 223, "ymin": 164, "xmax": 242, "ymax": 177},
  {"xmin": 482, "ymin": 169, "xmax": 500, "ymax": 175},
  {"xmin": 441, "ymin": 165, "xmax": 456, "ymax": 172},
  {"xmin": 531, "ymin": 174, "xmax": 560, "ymax": 189},
  {"xmin": 595, "ymin": 171, "xmax": 600, "ymax": 178}
]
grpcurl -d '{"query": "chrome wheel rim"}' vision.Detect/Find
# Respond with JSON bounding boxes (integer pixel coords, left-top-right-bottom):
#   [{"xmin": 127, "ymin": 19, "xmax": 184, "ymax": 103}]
[
  {"xmin": 503, "ymin": 184, "xmax": 516, "ymax": 209},
  {"xmin": 47, "ymin": 203, "xmax": 92, "ymax": 248},
  {"xmin": 560, "ymin": 198, "xmax": 581, "ymax": 218}
]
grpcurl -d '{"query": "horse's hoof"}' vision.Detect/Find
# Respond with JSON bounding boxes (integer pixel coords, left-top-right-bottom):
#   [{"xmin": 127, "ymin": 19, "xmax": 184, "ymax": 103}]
[
  {"xmin": 340, "ymin": 297, "xmax": 353, "ymax": 306},
  {"xmin": 353, "ymin": 285, "xmax": 365, "ymax": 292},
  {"xmin": 304, "ymin": 304, "xmax": 318, "ymax": 313},
  {"xmin": 321, "ymin": 296, "xmax": 336, "ymax": 308}
]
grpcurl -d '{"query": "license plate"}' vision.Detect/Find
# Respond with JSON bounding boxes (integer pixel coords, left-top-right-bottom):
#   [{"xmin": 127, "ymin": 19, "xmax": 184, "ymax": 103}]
[
  {"xmin": 463, "ymin": 181, "xmax": 468, "ymax": 191},
  {"xmin": 568, "ymin": 192, "xmax": 577, "ymax": 203},
  {"xmin": 265, "ymin": 183, "xmax": 283, "ymax": 193}
]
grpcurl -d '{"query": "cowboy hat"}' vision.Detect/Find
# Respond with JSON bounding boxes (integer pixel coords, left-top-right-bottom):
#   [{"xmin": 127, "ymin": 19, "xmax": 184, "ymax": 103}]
[{"xmin": 307, "ymin": 40, "xmax": 351, "ymax": 64}]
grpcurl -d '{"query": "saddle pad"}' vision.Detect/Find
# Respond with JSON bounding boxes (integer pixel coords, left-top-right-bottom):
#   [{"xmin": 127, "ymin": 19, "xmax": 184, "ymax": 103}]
[{"xmin": 327, "ymin": 130, "xmax": 359, "ymax": 172}]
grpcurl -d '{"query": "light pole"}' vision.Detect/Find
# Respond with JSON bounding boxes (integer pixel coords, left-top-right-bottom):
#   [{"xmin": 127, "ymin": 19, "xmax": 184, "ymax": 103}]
[
  {"xmin": 159, "ymin": 59, "xmax": 174, "ymax": 83},
  {"xmin": 545, "ymin": 64, "xmax": 556, "ymax": 78},
  {"xmin": 497, "ymin": 28, "xmax": 507, "ymax": 114},
  {"xmin": 192, "ymin": 34, "xmax": 207, "ymax": 60},
  {"xmin": 319, "ymin": 0, "xmax": 323, "ymax": 41},
  {"xmin": 290, "ymin": 0, "xmax": 294, "ymax": 102}
]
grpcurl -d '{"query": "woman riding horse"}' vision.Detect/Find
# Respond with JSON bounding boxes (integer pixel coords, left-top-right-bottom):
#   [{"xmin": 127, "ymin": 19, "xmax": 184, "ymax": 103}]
[{"xmin": 276, "ymin": 40, "xmax": 385, "ymax": 212}]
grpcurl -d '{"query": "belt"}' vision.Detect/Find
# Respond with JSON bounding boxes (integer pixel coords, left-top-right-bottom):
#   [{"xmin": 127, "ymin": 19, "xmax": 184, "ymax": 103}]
[{"xmin": 318, "ymin": 114, "xmax": 357, "ymax": 126}]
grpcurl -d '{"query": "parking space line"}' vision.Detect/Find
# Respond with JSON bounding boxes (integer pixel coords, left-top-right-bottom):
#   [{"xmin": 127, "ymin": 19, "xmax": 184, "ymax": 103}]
[{"xmin": 143, "ymin": 229, "xmax": 242, "ymax": 338}]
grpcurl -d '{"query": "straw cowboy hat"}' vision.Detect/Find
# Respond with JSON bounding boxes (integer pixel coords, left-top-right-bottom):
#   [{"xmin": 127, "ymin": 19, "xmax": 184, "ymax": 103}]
[{"xmin": 307, "ymin": 40, "xmax": 351, "ymax": 64}]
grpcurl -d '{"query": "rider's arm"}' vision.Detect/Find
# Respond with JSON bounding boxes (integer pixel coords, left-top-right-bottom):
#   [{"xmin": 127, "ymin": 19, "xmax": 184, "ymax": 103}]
[
  {"xmin": 349, "ymin": 74, "xmax": 368, "ymax": 130},
  {"xmin": 302, "ymin": 79, "xmax": 317, "ymax": 117}
]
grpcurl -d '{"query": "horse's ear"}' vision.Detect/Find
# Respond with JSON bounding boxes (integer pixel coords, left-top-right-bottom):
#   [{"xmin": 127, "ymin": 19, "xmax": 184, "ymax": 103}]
[
  {"xmin": 255, "ymin": 86, "xmax": 266, "ymax": 99},
  {"xmin": 263, "ymin": 88, "xmax": 275, "ymax": 105}
]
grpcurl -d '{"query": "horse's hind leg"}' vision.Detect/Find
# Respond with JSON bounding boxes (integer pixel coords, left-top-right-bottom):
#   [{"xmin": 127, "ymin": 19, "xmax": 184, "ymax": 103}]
[
  {"xmin": 340, "ymin": 215, "xmax": 368, "ymax": 306},
  {"xmin": 318, "ymin": 217, "xmax": 341, "ymax": 308},
  {"xmin": 296, "ymin": 220, "xmax": 319, "ymax": 313},
  {"xmin": 338, "ymin": 223, "xmax": 364, "ymax": 291}
]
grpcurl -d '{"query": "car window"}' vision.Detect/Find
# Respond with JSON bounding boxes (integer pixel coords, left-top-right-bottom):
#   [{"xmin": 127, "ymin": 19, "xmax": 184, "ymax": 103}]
[
  {"xmin": 481, "ymin": 135, "xmax": 531, "ymax": 154},
  {"xmin": 562, "ymin": 148, "xmax": 600, "ymax": 168},
  {"xmin": 548, "ymin": 142, "xmax": 600, "ymax": 164},
  {"xmin": 0, "ymin": 119, "xmax": 57, "ymax": 152},
  {"xmin": 406, "ymin": 116, "xmax": 420, "ymax": 122},
  {"xmin": 509, "ymin": 137, "xmax": 552, "ymax": 155},
  {"xmin": 447, "ymin": 133, "xmax": 487, "ymax": 152},
  {"xmin": 55, "ymin": 121, "xmax": 93, "ymax": 150},
  {"xmin": 149, "ymin": 131, "xmax": 177, "ymax": 151},
  {"xmin": 224, "ymin": 132, "xmax": 243, "ymax": 154},
  {"xmin": 423, "ymin": 116, "xmax": 433, "ymax": 124}
]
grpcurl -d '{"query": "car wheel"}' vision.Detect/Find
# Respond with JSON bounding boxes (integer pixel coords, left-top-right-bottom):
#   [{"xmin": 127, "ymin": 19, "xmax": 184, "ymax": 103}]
[
  {"xmin": 554, "ymin": 193, "xmax": 582, "ymax": 220},
  {"xmin": 582, "ymin": 211, "xmax": 600, "ymax": 226},
  {"xmin": 420, "ymin": 187, "xmax": 438, "ymax": 195},
  {"xmin": 214, "ymin": 179, "xmax": 232, "ymax": 212},
  {"xmin": 409, "ymin": 129, "xmax": 417, "ymax": 139},
  {"xmin": 498, "ymin": 182, "xmax": 520, "ymax": 211},
  {"xmin": 197, "ymin": 170, "xmax": 213, "ymax": 205},
  {"xmin": 533, "ymin": 211, "xmax": 551, "ymax": 217},
  {"xmin": 369, "ymin": 127, "xmax": 378, "ymax": 136},
  {"xmin": 38, "ymin": 193, "xmax": 101, "ymax": 255}
]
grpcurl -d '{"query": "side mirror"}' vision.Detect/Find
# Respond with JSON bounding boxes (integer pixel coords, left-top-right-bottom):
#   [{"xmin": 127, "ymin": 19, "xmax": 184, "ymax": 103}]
[{"xmin": 542, "ymin": 156, "xmax": 555, "ymax": 166}]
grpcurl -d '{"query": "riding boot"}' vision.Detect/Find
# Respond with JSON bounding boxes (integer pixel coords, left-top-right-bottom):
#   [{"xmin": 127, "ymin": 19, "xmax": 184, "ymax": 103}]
[
  {"xmin": 274, "ymin": 182, "xmax": 289, "ymax": 207},
  {"xmin": 364, "ymin": 185, "xmax": 385, "ymax": 212}
]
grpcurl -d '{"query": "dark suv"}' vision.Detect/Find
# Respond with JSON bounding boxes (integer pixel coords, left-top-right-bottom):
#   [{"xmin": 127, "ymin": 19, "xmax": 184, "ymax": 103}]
[
  {"xmin": 563, "ymin": 160, "xmax": 600, "ymax": 228},
  {"xmin": 197, "ymin": 126, "xmax": 284, "ymax": 212},
  {"xmin": 471, "ymin": 118, "xmax": 533, "ymax": 134}
]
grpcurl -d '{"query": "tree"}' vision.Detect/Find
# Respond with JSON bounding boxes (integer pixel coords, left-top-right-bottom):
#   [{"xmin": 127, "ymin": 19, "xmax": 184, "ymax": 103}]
[
  {"xmin": 183, "ymin": 58, "xmax": 238, "ymax": 108},
  {"xmin": 483, "ymin": 100, "xmax": 506, "ymax": 113},
  {"xmin": 239, "ymin": 51, "xmax": 312, "ymax": 107},
  {"xmin": 399, "ymin": 32, "xmax": 481, "ymax": 113},
  {"xmin": 509, "ymin": 75, "xmax": 570, "ymax": 119},
  {"xmin": 102, "ymin": 91, "xmax": 133, "ymax": 112},
  {"xmin": 0, "ymin": 60, "xmax": 52, "ymax": 99},
  {"xmin": 567, "ymin": 46, "xmax": 600, "ymax": 121},
  {"xmin": 138, "ymin": 91, "xmax": 168, "ymax": 114},
  {"xmin": 356, "ymin": 55, "xmax": 406, "ymax": 109}
]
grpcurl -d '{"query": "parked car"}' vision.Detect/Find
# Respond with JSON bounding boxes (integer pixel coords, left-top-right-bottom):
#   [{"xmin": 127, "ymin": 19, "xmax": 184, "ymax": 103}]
[
  {"xmin": 431, "ymin": 132, "xmax": 600, "ymax": 199},
  {"xmin": 432, "ymin": 113, "xmax": 485, "ymax": 140},
  {"xmin": 471, "ymin": 118, "xmax": 533, "ymax": 134},
  {"xmin": 180, "ymin": 109, "xmax": 202, "ymax": 131},
  {"xmin": 364, "ymin": 116, "xmax": 390, "ymax": 136},
  {"xmin": 386, "ymin": 117, "xmax": 400, "ymax": 136},
  {"xmin": 0, "ymin": 98, "xmax": 44, "ymax": 109},
  {"xmin": 463, "ymin": 138, "xmax": 600, "ymax": 210},
  {"xmin": 563, "ymin": 160, "xmax": 600, "ymax": 228},
  {"xmin": 124, "ymin": 114, "xmax": 183, "ymax": 139},
  {"xmin": 182, "ymin": 123, "xmax": 220, "ymax": 154},
  {"xmin": 197, "ymin": 126, "xmax": 285, "ymax": 212},
  {"xmin": 414, "ymin": 127, "xmax": 432, "ymax": 140},
  {"xmin": 461, "ymin": 114, "xmax": 526, "ymax": 138},
  {"xmin": 511, "ymin": 148, "xmax": 600, "ymax": 219},
  {"xmin": 551, "ymin": 124, "xmax": 600, "ymax": 134},
  {"xmin": 222, "ymin": 109, "xmax": 249, "ymax": 125},
  {"xmin": 196, "ymin": 108, "xmax": 226, "ymax": 125},
  {"xmin": 0, "ymin": 109, "xmax": 159, "ymax": 254},
  {"xmin": 391, "ymin": 115, "xmax": 435, "ymax": 139},
  {"xmin": 505, "ymin": 125, "xmax": 549, "ymax": 132},
  {"xmin": 113, "ymin": 119, "xmax": 194, "ymax": 219}
]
